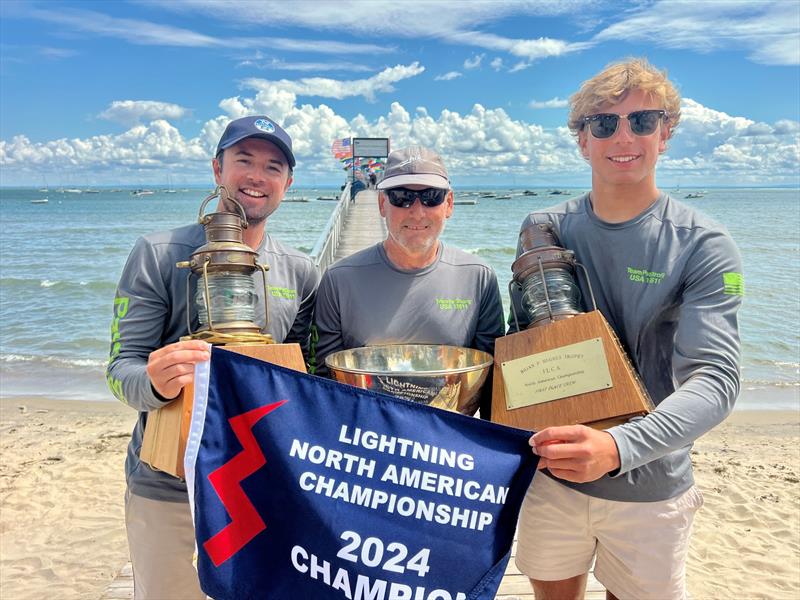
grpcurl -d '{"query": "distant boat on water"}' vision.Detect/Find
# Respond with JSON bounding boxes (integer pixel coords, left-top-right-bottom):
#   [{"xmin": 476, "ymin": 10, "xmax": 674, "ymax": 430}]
[
  {"xmin": 522, "ymin": 190, "xmax": 538, "ymax": 196},
  {"xmin": 31, "ymin": 198, "xmax": 49, "ymax": 204},
  {"xmin": 316, "ymin": 196, "xmax": 338, "ymax": 201},
  {"xmin": 131, "ymin": 189, "xmax": 155, "ymax": 196},
  {"xmin": 62, "ymin": 188, "xmax": 83, "ymax": 194},
  {"xmin": 684, "ymin": 192, "xmax": 705, "ymax": 199},
  {"xmin": 163, "ymin": 174, "xmax": 178, "ymax": 193}
]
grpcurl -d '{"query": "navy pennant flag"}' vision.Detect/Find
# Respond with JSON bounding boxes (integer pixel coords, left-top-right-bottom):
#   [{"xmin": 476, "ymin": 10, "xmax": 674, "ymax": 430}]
[{"xmin": 185, "ymin": 347, "xmax": 537, "ymax": 600}]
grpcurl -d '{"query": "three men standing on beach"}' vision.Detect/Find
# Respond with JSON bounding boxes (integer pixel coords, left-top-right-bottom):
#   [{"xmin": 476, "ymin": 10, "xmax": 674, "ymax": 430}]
[
  {"xmin": 107, "ymin": 58, "xmax": 741, "ymax": 600},
  {"xmin": 512, "ymin": 59, "xmax": 742, "ymax": 600},
  {"xmin": 107, "ymin": 115, "xmax": 318, "ymax": 599}
]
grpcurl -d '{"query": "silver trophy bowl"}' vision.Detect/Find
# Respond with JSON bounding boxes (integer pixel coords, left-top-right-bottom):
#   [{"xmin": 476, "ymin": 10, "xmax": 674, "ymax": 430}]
[{"xmin": 324, "ymin": 344, "xmax": 493, "ymax": 415}]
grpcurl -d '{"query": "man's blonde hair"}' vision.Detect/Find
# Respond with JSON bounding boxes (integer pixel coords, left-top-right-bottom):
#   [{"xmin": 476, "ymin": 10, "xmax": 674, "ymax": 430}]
[{"xmin": 568, "ymin": 58, "xmax": 681, "ymax": 138}]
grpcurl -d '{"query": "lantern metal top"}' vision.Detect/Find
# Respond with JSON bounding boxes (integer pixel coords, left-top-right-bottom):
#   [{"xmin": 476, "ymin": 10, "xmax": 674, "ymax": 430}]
[{"xmin": 509, "ymin": 221, "xmax": 598, "ymax": 331}]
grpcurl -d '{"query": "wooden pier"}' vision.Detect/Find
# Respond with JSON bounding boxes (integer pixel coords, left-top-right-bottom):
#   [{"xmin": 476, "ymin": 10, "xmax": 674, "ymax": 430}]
[{"xmin": 331, "ymin": 189, "xmax": 386, "ymax": 262}]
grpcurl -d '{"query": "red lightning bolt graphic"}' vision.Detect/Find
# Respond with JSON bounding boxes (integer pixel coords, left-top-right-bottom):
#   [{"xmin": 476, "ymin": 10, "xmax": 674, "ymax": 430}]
[{"xmin": 203, "ymin": 399, "xmax": 287, "ymax": 567}]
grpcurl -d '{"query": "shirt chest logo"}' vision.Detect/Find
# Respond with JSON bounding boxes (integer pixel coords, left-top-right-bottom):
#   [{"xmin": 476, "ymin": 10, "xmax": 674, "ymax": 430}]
[
  {"xmin": 626, "ymin": 266, "xmax": 666, "ymax": 285},
  {"xmin": 268, "ymin": 286, "xmax": 298, "ymax": 300},
  {"xmin": 436, "ymin": 298, "xmax": 472, "ymax": 310}
]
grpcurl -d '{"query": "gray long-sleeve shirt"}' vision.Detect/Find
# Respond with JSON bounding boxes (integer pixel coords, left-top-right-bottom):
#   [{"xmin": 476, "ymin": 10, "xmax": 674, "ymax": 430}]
[
  {"xmin": 107, "ymin": 223, "xmax": 319, "ymax": 502},
  {"xmin": 314, "ymin": 242, "xmax": 505, "ymax": 397},
  {"xmin": 510, "ymin": 193, "xmax": 742, "ymax": 502}
]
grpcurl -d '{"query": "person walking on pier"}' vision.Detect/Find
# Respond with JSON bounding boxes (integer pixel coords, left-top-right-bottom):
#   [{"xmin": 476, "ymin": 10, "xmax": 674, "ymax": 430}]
[
  {"xmin": 512, "ymin": 58, "xmax": 742, "ymax": 600},
  {"xmin": 314, "ymin": 146, "xmax": 504, "ymax": 419},
  {"xmin": 106, "ymin": 115, "xmax": 318, "ymax": 599}
]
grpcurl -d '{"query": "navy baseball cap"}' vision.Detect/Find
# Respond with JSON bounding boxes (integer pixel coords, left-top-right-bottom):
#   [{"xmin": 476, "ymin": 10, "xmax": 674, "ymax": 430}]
[{"xmin": 216, "ymin": 115, "xmax": 296, "ymax": 168}]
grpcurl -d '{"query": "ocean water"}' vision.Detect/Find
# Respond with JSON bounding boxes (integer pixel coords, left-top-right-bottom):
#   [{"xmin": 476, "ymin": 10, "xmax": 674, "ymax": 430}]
[{"xmin": 1, "ymin": 186, "xmax": 798, "ymax": 410}]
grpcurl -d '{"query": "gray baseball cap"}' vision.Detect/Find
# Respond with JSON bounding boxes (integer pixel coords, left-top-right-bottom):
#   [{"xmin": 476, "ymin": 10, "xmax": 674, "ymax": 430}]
[{"xmin": 377, "ymin": 146, "xmax": 450, "ymax": 190}]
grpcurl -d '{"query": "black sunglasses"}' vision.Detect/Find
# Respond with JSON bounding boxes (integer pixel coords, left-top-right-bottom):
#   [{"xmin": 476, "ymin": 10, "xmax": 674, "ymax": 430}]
[
  {"xmin": 582, "ymin": 110, "xmax": 667, "ymax": 139},
  {"xmin": 384, "ymin": 187, "xmax": 448, "ymax": 208}
]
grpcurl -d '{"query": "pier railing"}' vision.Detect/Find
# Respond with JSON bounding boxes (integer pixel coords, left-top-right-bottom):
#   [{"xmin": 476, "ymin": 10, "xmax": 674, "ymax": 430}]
[{"xmin": 309, "ymin": 183, "xmax": 352, "ymax": 272}]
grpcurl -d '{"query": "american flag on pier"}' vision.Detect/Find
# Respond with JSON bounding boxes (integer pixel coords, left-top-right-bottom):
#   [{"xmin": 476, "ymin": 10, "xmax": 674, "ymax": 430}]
[{"xmin": 331, "ymin": 137, "xmax": 351, "ymax": 159}]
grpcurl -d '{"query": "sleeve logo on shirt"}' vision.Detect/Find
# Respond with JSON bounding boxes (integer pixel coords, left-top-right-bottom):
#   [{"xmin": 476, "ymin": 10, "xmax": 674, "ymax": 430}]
[
  {"xmin": 627, "ymin": 266, "xmax": 666, "ymax": 285},
  {"xmin": 722, "ymin": 272, "xmax": 744, "ymax": 296},
  {"xmin": 106, "ymin": 295, "xmax": 130, "ymax": 403},
  {"xmin": 268, "ymin": 286, "xmax": 298, "ymax": 300},
  {"xmin": 436, "ymin": 298, "xmax": 472, "ymax": 310}
]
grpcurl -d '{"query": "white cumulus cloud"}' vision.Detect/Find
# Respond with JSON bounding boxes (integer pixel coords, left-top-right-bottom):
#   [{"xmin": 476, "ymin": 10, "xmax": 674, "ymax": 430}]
[
  {"xmin": 0, "ymin": 120, "xmax": 208, "ymax": 173},
  {"xmin": 530, "ymin": 97, "xmax": 569, "ymax": 109},
  {"xmin": 242, "ymin": 63, "xmax": 426, "ymax": 102},
  {"xmin": 464, "ymin": 54, "xmax": 484, "ymax": 69},
  {"xmin": 435, "ymin": 71, "xmax": 463, "ymax": 81},
  {"xmin": 98, "ymin": 100, "xmax": 190, "ymax": 127},
  {"xmin": 2, "ymin": 90, "xmax": 797, "ymax": 187}
]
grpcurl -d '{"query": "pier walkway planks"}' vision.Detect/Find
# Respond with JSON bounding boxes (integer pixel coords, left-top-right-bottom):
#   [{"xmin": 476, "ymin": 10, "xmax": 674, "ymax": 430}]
[{"xmin": 332, "ymin": 189, "xmax": 386, "ymax": 262}]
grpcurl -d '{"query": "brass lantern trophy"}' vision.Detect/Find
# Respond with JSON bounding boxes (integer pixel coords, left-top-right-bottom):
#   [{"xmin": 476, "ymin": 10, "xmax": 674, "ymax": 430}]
[
  {"xmin": 140, "ymin": 186, "xmax": 306, "ymax": 478},
  {"xmin": 179, "ymin": 185, "xmax": 274, "ymax": 344},
  {"xmin": 491, "ymin": 222, "xmax": 653, "ymax": 431}
]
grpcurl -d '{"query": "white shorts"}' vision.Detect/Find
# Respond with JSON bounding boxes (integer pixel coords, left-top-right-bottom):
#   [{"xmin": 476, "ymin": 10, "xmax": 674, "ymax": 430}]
[
  {"xmin": 515, "ymin": 471, "xmax": 703, "ymax": 600},
  {"xmin": 125, "ymin": 489, "xmax": 207, "ymax": 600}
]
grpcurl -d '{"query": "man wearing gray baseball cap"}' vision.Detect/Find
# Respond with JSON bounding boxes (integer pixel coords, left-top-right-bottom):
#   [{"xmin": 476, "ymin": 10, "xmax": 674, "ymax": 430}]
[
  {"xmin": 107, "ymin": 114, "xmax": 318, "ymax": 598},
  {"xmin": 314, "ymin": 145, "xmax": 504, "ymax": 418}
]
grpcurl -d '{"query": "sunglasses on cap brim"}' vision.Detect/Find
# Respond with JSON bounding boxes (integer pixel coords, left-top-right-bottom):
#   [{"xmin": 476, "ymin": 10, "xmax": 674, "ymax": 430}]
[
  {"xmin": 581, "ymin": 110, "xmax": 667, "ymax": 139},
  {"xmin": 384, "ymin": 187, "xmax": 448, "ymax": 208}
]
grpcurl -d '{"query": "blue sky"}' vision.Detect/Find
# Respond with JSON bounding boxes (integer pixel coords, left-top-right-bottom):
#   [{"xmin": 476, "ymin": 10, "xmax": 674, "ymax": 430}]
[{"xmin": 1, "ymin": 0, "xmax": 798, "ymax": 187}]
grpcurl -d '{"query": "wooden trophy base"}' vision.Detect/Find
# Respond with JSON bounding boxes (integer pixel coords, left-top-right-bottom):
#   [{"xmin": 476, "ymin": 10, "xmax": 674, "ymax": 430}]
[
  {"xmin": 140, "ymin": 343, "xmax": 306, "ymax": 479},
  {"xmin": 491, "ymin": 311, "xmax": 652, "ymax": 431}
]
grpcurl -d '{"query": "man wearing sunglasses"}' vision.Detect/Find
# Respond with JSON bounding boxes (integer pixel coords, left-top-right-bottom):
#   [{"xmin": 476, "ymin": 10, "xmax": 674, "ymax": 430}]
[
  {"xmin": 511, "ymin": 59, "xmax": 742, "ymax": 600},
  {"xmin": 314, "ymin": 146, "xmax": 504, "ymax": 418}
]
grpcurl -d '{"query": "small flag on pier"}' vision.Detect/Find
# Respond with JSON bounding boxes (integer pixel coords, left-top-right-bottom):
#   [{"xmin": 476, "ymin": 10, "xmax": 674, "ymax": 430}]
[{"xmin": 331, "ymin": 137, "xmax": 352, "ymax": 159}]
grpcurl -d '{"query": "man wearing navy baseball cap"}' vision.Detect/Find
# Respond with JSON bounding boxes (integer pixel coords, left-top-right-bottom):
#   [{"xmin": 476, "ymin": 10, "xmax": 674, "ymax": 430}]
[
  {"xmin": 107, "ymin": 115, "xmax": 318, "ymax": 598},
  {"xmin": 211, "ymin": 115, "xmax": 297, "ymax": 244}
]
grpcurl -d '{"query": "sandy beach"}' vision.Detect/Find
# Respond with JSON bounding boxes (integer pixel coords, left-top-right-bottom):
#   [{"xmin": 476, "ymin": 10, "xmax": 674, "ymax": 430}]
[{"xmin": 1, "ymin": 396, "xmax": 798, "ymax": 600}]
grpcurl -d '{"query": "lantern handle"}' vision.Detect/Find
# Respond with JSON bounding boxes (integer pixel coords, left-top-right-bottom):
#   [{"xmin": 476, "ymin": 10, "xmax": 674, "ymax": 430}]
[
  {"xmin": 256, "ymin": 263, "xmax": 271, "ymax": 334},
  {"xmin": 536, "ymin": 255, "xmax": 556, "ymax": 323},
  {"xmin": 574, "ymin": 261, "xmax": 598, "ymax": 312},
  {"xmin": 184, "ymin": 271, "xmax": 197, "ymax": 336},
  {"xmin": 197, "ymin": 185, "xmax": 248, "ymax": 228},
  {"xmin": 508, "ymin": 280, "xmax": 522, "ymax": 333}
]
